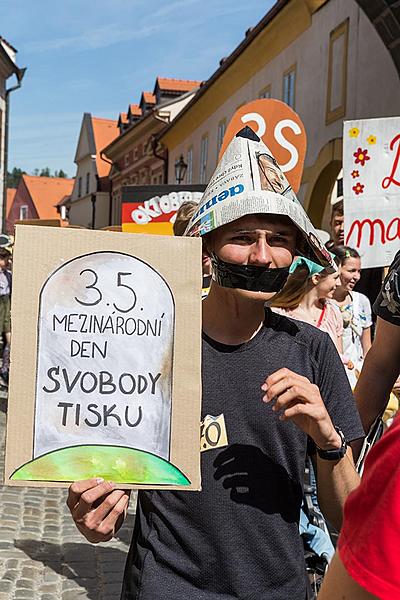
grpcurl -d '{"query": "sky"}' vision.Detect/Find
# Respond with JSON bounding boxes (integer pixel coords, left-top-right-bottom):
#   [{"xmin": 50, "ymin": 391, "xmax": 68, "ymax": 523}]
[{"xmin": 1, "ymin": 0, "xmax": 274, "ymax": 179}]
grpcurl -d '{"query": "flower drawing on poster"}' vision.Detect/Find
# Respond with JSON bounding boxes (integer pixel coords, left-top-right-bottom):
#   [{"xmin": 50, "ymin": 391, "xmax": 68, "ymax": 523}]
[
  {"xmin": 343, "ymin": 117, "xmax": 400, "ymax": 269},
  {"xmin": 353, "ymin": 147, "xmax": 370, "ymax": 167},
  {"xmin": 348, "ymin": 127, "xmax": 359, "ymax": 138},
  {"xmin": 11, "ymin": 251, "xmax": 190, "ymax": 486},
  {"xmin": 352, "ymin": 182, "xmax": 365, "ymax": 195}
]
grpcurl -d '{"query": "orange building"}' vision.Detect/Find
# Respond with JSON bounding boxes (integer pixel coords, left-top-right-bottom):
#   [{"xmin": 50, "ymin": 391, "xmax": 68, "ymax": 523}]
[
  {"xmin": 7, "ymin": 175, "xmax": 74, "ymax": 232},
  {"xmin": 103, "ymin": 77, "xmax": 201, "ymax": 226},
  {"xmin": 68, "ymin": 114, "xmax": 119, "ymax": 229}
]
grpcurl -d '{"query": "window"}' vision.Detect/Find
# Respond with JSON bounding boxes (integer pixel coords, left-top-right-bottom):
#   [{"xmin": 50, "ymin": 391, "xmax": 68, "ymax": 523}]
[
  {"xmin": 259, "ymin": 85, "xmax": 271, "ymax": 99},
  {"xmin": 133, "ymin": 147, "xmax": 138, "ymax": 161},
  {"xmin": 78, "ymin": 177, "xmax": 82, "ymax": 198},
  {"xmin": 217, "ymin": 119, "xmax": 226, "ymax": 155},
  {"xmin": 199, "ymin": 135, "xmax": 208, "ymax": 184},
  {"xmin": 326, "ymin": 19, "xmax": 349, "ymax": 124},
  {"xmin": 85, "ymin": 173, "xmax": 90, "ymax": 195},
  {"xmin": 187, "ymin": 147, "xmax": 193, "ymax": 184},
  {"xmin": 283, "ymin": 65, "xmax": 296, "ymax": 108},
  {"xmin": 337, "ymin": 178, "xmax": 343, "ymax": 199},
  {"xmin": 19, "ymin": 205, "xmax": 28, "ymax": 220}
]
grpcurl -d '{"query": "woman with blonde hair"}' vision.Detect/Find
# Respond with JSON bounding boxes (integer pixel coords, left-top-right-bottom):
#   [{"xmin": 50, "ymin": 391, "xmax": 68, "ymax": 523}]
[{"xmin": 270, "ymin": 257, "xmax": 345, "ymax": 356}]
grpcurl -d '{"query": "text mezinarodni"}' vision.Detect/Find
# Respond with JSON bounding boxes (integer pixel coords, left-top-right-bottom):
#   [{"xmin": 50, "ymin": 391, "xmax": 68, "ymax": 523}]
[{"xmin": 52, "ymin": 312, "xmax": 165, "ymax": 337}]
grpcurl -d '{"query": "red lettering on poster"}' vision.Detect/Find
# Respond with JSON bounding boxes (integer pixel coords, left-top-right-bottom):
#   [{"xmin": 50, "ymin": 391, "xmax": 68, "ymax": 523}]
[
  {"xmin": 346, "ymin": 217, "xmax": 400, "ymax": 247},
  {"xmin": 382, "ymin": 133, "xmax": 400, "ymax": 189}
]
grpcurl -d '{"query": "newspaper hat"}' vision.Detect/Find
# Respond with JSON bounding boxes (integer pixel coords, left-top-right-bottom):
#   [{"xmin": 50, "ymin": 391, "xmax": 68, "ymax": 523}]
[{"xmin": 185, "ymin": 126, "xmax": 335, "ymax": 271}]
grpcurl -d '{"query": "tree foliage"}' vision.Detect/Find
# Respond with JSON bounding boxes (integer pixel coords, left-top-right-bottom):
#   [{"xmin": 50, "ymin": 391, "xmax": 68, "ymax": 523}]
[
  {"xmin": 7, "ymin": 166, "xmax": 68, "ymax": 188},
  {"xmin": 6, "ymin": 167, "xmax": 26, "ymax": 188}
]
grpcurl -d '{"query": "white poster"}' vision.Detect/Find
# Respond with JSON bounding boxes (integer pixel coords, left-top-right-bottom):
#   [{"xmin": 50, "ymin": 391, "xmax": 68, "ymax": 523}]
[{"xmin": 343, "ymin": 117, "xmax": 400, "ymax": 268}]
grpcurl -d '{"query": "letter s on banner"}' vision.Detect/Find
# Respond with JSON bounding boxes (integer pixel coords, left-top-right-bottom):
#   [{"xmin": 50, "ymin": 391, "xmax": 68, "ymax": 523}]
[
  {"xmin": 219, "ymin": 99, "xmax": 307, "ymax": 193},
  {"xmin": 274, "ymin": 119, "xmax": 301, "ymax": 172},
  {"xmin": 241, "ymin": 112, "xmax": 266, "ymax": 138}
]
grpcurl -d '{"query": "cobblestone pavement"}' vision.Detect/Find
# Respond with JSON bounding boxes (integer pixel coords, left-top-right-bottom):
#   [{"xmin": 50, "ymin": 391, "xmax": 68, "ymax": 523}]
[{"xmin": 0, "ymin": 391, "xmax": 136, "ymax": 600}]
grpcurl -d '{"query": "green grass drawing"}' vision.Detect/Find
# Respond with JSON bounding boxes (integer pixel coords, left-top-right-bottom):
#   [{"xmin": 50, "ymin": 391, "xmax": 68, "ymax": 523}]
[{"xmin": 11, "ymin": 445, "xmax": 191, "ymax": 486}]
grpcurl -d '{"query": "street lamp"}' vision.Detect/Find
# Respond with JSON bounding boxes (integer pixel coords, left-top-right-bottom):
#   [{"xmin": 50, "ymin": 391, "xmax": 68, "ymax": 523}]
[{"xmin": 174, "ymin": 155, "xmax": 187, "ymax": 184}]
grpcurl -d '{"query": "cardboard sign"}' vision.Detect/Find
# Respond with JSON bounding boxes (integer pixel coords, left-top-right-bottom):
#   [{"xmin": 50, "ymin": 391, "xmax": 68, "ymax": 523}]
[
  {"xmin": 121, "ymin": 185, "xmax": 205, "ymax": 235},
  {"xmin": 186, "ymin": 126, "xmax": 334, "ymax": 272},
  {"xmin": 5, "ymin": 226, "xmax": 202, "ymax": 490},
  {"xmin": 218, "ymin": 99, "xmax": 307, "ymax": 192},
  {"xmin": 344, "ymin": 117, "xmax": 400, "ymax": 268}
]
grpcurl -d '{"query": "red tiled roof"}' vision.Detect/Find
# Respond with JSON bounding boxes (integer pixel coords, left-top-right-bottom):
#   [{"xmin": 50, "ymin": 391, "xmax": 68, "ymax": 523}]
[
  {"xmin": 22, "ymin": 175, "xmax": 74, "ymax": 219},
  {"xmin": 156, "ymin": 77, "xmax": 202, "ymax": 92},
  {"xmin": 118, "ymin": 112, "xmax": 129, "ymax": 124},
  {"xmin": 128, "ymin": 104, "xmax": 142, "ymax": 117},
  {"xmin": 6, "ymin": 189, "xmax": 16, "ymax": 217},
  {"xmin": 91, "ymin": 117, "xmax": 119, "ymax": 177},
  {"xmin": 142, "ymin": 92, "xmax": 156, "ymax": 105}
]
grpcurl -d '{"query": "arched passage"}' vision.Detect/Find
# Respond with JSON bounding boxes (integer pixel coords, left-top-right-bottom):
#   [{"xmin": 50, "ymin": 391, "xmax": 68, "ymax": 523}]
[{"xmin": 303, "ymin": 138, "xmax": 342, "ymax": 229}]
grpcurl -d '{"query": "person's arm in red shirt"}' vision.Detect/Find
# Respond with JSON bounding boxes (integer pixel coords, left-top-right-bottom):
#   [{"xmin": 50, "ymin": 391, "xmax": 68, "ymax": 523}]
[{"xmin": 318, "ymin": 553, "xmax": 378, "ymax": 599}]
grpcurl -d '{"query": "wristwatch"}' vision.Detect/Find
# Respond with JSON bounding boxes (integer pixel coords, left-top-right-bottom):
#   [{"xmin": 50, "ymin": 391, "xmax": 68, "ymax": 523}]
[{"xmin": 316, "ymin": 427, "xmax": 347, "ymax": 461}]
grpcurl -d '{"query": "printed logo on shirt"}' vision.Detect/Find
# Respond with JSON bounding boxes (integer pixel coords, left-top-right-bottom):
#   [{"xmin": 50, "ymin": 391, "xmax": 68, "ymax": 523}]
[{"xmin": 200, "ymin": 414, "xmax": 228, "ymax": 452}]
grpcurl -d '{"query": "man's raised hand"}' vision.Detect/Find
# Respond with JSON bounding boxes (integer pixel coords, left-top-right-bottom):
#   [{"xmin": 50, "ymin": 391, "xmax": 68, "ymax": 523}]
[{"xmin": 261, "ymin": 368, "xmax": 341, "ymax": 450}]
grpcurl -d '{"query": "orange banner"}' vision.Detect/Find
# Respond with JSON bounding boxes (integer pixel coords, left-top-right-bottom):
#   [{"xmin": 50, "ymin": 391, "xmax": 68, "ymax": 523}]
[{"xmin": 219, "ymin": 99, "xmax": 307, "ymax": 192}]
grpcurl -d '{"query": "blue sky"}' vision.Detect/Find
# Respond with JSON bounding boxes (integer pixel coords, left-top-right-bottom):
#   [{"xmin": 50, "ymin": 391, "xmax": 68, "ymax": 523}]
[{"xmin": 1, "ymin": 0, "xmax": 273, "ymax": 178}]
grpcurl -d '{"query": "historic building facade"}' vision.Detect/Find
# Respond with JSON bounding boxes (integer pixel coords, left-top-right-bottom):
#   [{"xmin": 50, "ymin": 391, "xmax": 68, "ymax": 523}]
[
  {"xmin": 103, "ymin": 77, "xmax": 201, "ymax": 227},
  {"xmin": 159, "ymin": 0, "xmax": 400, "ymax": 230},
  {"xmin": 0, "ymin": 36, "xmax": 24, "ymax": 232}
]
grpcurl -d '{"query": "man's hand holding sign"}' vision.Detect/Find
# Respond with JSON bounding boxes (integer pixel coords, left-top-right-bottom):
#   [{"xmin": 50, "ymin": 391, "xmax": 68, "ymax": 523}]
[{"xmin": 67, "ymin": 478, "xmax": 130, "ymax": 544}]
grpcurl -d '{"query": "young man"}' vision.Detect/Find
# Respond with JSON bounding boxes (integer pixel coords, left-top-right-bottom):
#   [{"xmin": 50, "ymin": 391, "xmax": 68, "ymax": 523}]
[
  {"xmin": 326, "ymin": 200, "xmax": 344, "ymax": 249},
  {"xmin": 67, "ymin": 129, "xmax": 363, "ymax": 599}
]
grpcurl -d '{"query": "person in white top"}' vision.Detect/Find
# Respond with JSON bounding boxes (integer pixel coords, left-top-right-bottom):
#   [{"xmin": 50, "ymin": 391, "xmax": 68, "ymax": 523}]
[{"xmin": 333, "ymin": 246, "xmax": 372, "ymax": 388}]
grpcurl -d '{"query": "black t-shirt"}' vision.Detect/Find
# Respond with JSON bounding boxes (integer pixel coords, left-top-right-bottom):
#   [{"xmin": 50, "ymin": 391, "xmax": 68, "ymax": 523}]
[
  {"xmin": 373, "ymin": 250, "xmax": 400, "ymax": 325},
  {"xmin": 121, "ymin": 310, "xmax": 364, "ymax": 600}
]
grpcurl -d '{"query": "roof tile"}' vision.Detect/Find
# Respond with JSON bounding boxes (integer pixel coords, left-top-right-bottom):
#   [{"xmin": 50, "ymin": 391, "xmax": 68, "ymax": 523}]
[
  {"xmin": 22, "ymin": 175, "xmax": 74, "ymax": 219},
  {"xmin": 142, "ymin": 92, "xmax": 156, "ymax": 104},
  {"xmin": 6, "ymin": 188, "xmax": 16, "ymax": 217},
  {"xmin": 156, "ymin": 77, "xmax": 202, "ymax": 92},
  {"xmin": 128, "ymin": 104, "xmax": 142, "ymax": 117},
  {"xmin": 91, "ymin": 117, "xmax": 119, "ymax": 177}
]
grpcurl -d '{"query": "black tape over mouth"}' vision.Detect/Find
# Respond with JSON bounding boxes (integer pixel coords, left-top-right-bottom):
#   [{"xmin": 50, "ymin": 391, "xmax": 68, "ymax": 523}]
[{"xmin": 211, "ymin": 254, "xmax": 290, "ymax": 292}]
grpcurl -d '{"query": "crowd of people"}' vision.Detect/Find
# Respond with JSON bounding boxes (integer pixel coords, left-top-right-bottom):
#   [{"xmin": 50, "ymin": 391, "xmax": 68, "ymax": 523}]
[
  {"xmin": 0, "ymin": 247, "xmax": 12, "ymax": 386},
  {"xmin": 63, "ymin": 128, "xmax": 400, "ymax": 599}
]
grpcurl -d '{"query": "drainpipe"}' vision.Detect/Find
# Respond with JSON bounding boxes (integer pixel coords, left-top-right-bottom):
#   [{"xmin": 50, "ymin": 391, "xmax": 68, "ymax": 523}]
[
  {"xmin": 90, "ymin": 193, "xmax": 96, "ymax": 229},
  {"xmin": 3, "ymin": 67, "xmax": 26, "ymax": 233},
  {"xmin": 100, "ymin": 151, "xmax": 116, "ymax": 226},
  {"xmin": 151, "ymin": 112, "xmax": 169, "ymax": 184}
]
